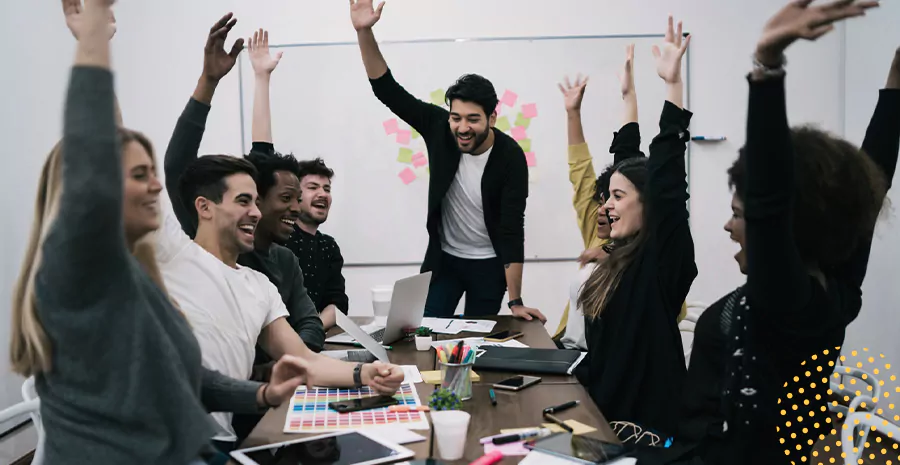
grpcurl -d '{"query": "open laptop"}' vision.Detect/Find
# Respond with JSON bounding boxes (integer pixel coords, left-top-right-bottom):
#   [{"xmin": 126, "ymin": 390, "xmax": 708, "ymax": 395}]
[
  {"xmin": 325, "ymin": 271, "xmax": 431, "ymax": 346},
  {"xmin": 322, "ymin": 311, "xmax": 392, "ymax": 363}
]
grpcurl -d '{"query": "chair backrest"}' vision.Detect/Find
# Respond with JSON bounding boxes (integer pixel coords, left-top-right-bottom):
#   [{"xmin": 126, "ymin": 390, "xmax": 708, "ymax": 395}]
[
  {"xmin": 21, "ymin": 376, "xmax": 45, "ymax": 465},
  {"xmin": 842, "ymin": 411, "xmax": 900, "ymax": 463},
  {"xmin": 827, "ymin": 365, "xmax": 881, "ymax": 415}
]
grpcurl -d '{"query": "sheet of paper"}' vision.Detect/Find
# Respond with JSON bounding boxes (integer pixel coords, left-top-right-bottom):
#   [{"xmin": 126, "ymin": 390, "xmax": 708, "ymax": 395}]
[
  {"xmin": 518, "ymin": 139, "xmax": 532, "ymax": 152},
  {"xmin": 428, "ymin": 337, "xmax": 485, "ymax": 349},
  {"xmin": 541, "ymin": 419, "xmax": 597, "ymax": 435},
  {"xmin": 501, "ymin": 89, "xmax": 518, "ymax": 107},
  {"xmin": 484, "ymin": 440, "xmax": 531, "ymax": 456},
  {"xmin": 422, "ymin": 318, "xmax": 497, "ymax": 334},
  {"xmin": 365, "ymin": 427, "xmax": 426, "ymax": 445},
  {"xmin": 500, "ymin": 427, "xmax": 539, "ymax": 434},
  {"xmin": 511, "ymin": 126, "xmax": 528, "ymax": 141},
  {"xmin": 519, "ymin": 451, "xmax": 582, "ymax": 465},
  {"xmin": 481, "ymin": 338, "xmax": 529, "ymax": 349},
  {"xmin": 399, "ymin": 168, "xmax": 416, "ymax": 185},
  {"xmin": 524, "ymin": 152, "xmax": 537, "ymax": 167},
  {"xmin": 430, "ymin": 89, "xmax": 445, "ymax": 106},
  {"xmin": 396, "ymin": 129, "xmax": 412, "ymax": 145},
  {"xmin": 515, "ymin": 112, "xmax": 531, "ymax": 129},
  {"xmin": 421, "ymin": 317, "xmax": 463, "ymax": 334},
  {"xmin": 397, "ymin": 148, "xmax": 414, "ymax": 164},
  {"xmin": 383, "ymin": 118, "xmax": 399, "ymax": 135},
  {"xmin": 401, "ymin": 365, "xmax": 423, "ymax": 384},
  {"xmin": 495, "ymin": 116, "xmax": 511, "ymax": 132},
  {"xmin": 521, "ymin": 103, "xmax": 538, "ymax": 119}
]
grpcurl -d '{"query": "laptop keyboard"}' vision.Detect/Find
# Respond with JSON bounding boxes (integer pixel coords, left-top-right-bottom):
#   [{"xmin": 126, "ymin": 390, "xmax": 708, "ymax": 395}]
[
  {"xmin": 370, "ymin": 328, "xmax": 386, "ymax": 343},
  {"xmin": 344, "ymin": 350, "xmax": 377, "ymax": 363}
]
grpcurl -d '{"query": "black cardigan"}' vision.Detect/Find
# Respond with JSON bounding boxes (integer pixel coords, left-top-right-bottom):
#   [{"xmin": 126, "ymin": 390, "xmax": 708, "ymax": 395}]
[{"xmin": 369, "ymin": 69, "xmax": 528, "ymax": 273}]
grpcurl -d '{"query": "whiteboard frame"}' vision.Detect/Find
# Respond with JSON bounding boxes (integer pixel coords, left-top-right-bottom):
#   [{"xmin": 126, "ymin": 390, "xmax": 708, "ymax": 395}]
[{"xmin": 236, "ymin": 33, "xmax": 692, "ymax": 268}]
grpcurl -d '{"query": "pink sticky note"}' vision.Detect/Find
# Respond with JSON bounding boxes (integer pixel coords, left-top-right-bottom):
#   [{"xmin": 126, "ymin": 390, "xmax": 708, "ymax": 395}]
[
  {"xmin": 399, "ymin": 167, "xmax": 416, "ymax": 185},
  {"xmin": 396, "ymin": 129, "xmax": 411, "ymax": 145},
  {"xmin": 511, "ymin": 126, "xmax": 527, "ymax": 141},
  {"xmin": 484, "ymin": 441, "xmax": 530, "ymax": 456},
  {"xmin": 501, "ymin": 90, "xmax": 518, "ymax": 107},
  {"xmin": 383, "ymin": 118, "xmax": 399, "ymax": 135},
  {"xmin": 412, "ymin": 151, "xmax": 425, "ymax": 161},
  {"xmin": 521, "ymin": 103, "xmax": 538, "ymax": 119},
  {"xmin": 525, "ymin": 152, "xmax": 537, "ymax": 167},
  {"xmin": 495, "ymin": 102, "xmax": 502, "ymax": 115},
  {"xmin": 413, "ymin": 156, "xmax": 428, "ymax": 168}
]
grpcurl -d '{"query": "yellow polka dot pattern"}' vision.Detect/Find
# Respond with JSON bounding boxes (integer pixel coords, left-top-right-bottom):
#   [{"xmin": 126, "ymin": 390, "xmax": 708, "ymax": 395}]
[{"xmin": 782, "ymin": 347, "xmax": 900, "ymax": 465}]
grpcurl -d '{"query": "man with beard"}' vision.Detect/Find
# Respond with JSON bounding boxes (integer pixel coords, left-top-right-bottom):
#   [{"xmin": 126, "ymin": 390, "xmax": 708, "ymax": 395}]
[
  {"xmin": 283, "ymin": 158, "xmax": 350, "ymax": 330},
  {"xmin": 350, "ymin": 0, "xmax": 545, "ymax": 321}
]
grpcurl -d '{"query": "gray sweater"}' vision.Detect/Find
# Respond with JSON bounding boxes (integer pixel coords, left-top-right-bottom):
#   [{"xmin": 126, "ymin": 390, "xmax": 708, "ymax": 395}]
[{"xmin": 33, "ymin": 66, "xmax": 263, "ymax": 465}]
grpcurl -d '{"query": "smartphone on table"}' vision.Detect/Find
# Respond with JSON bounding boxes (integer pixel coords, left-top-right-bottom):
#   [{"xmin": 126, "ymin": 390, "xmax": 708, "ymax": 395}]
[
  {"xmin": 492, "ymin": 375, "xmax": 541, "ymax": 391},
  {"xmin": 526, "ymin": 433, "xmax": 632, "ymax": 464},
  {"xmin": 484, "ymin": 330, "xmax": 524, "ymax": 342},
  {"xmin": 329, "ymin": 395, "xmax": 399, "ymax": 413}
]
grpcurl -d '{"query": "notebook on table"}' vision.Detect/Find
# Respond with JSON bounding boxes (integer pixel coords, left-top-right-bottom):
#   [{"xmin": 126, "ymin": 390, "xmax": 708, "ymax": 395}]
[{"xmin": 473, "ymin": 347, "xmax": 587, "ymax": 375}]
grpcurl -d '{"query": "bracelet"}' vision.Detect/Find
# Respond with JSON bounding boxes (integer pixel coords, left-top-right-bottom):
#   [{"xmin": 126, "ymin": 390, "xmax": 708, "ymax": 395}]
[
  {"xmin": 752, "ymin": 53, "xmax": 786, "ymax": 78},
  {"xmin": 262, "ymin": 383, "xmax": 278, "ymax": 408},
  {"xmin": 353, "ymin": 363, "xmax": 364, "ymax": 388}
]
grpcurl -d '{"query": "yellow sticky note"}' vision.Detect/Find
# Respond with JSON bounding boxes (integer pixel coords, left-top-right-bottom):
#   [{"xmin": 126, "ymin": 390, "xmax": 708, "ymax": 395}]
[
  {"xmin": 518, "ymin": 139, "xmax": 532, "ymax": 152},
  {"xmin": 420, "ymin": 370, "xmax": 480, "ymax": 384},
  {"xmin": 495, "ymin": 116, "xmax": 511, "ymax": 132},
  {"xmin": 541, "ymin": 420, "xmax": 597, "ymax": 435},
  {"xmin": 515, "ymin": 112, "xmax": 531, "ymax": 129},
  {"xmin": 397, "ymin": 148, "xmax": 414, "ymax": 164},
  {"xmin": 412, "ymin": 128, "xmax": 420, "ymax": 139},
  {"xmin": 430, "ymin": 89, "xmax": 445, "ymax": 106}
]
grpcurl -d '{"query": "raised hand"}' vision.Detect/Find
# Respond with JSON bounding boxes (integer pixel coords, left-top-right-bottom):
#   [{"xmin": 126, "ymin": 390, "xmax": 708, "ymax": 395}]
[
  {"xmin": 249, "ymin": 29, "xmax": 283, "ymax": 76},
  {"xmin": 620, "ymin": 44, "xmax": 636, "ymax": 97},
  {"xmin": 652, "ymin": 16, "xmax": 691, "ymax": 84},
  {"xmin": 350, "ymin": 0, "xmax": 385, "ymax": 31},
  {"xmin": 263, "ymin": 355, "xmax": 309, "ymax": 407},
  {"xmin": 558, "ymin": 74, "xmax": 589, "ymax": 113},
  {"xmin": 202, "ymin": 13, "xmax": 245, "ymax": 83},
  {"xmin": 757, "ymin": 0, "xmax": 878, "ymax": 66},
  {"xmin": 62, "ymin": 0, "xmax": 116, "ymax": 41}
]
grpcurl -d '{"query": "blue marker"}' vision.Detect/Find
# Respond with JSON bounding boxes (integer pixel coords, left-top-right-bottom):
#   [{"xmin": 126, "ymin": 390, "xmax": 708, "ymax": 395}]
[{"xmin": 691, "ymin": 136, "xmax": 727, "ymax": 141}]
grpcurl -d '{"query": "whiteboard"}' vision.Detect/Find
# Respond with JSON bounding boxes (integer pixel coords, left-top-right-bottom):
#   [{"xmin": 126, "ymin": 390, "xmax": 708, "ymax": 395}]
[{"xmin": 237, "ymin": 34, "xmax": 690, "ymax": 265}]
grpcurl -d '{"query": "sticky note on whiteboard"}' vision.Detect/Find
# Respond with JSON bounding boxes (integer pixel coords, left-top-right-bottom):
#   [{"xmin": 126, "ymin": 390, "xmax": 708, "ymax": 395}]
[
  {"xmin": 521, "ymin": 103, "xmax": 538, "ymax": 119},
  {"xmin": 411, "ymin": 128, "xmax": 420, "ymax": 139},
  {"xmin": 383, "ymin": 118, "xmax": 399, "ymax": 135},
  {"xmin": 525, "ymin": 152, "xmax": 537, "ymax": 167},
  {"xmin": 397, "ymin": 148, "xmax": 414, "ymax": 164},
  {"xmin": 518, "ymin": 139, "xmax": 532, "ymax": 152},
  {"xmin": 511, "ymin": 126, "xmax": 527, "ymax": 141},
  {"xmin": 515, "ymin": 113, "xmax": 531, "ymax": 129},
  {"xmin": 413, "ymin": 156, "xmax": 428, "ymax": 168},
  {"xmin": 495, "ymin": 102, "xmax": 502, "ymax": 116},
  {"xmin": 430, "ymin": 89, "xmax": 445, "ymax": 106},
  {"xmin": 495, "ymin": 116, "xmax": 511, "ymax": 132},
  {"xmin": 500, "ymin": 90, "xmax": 518, "ymax": 107},
  {"xmin": 399, "ymin": 167, "xmax": 416, "ymax": 185},
  {"xmin": 396, "ymin": 129, "xmax": 412, "ymax": 145}
]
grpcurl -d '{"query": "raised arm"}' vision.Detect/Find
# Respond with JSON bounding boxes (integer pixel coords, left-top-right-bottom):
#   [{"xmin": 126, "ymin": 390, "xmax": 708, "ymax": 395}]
[
  {"xmin": 164, "ymin": 13, "xmax": 243, "ymax": 234},
  {"xmin": 351, "ymin": 0, "xmax": 446, "ymax": 133},
  {"xmin": 249, "ymin": 29, "xmax": 282, "ymax": 145},
  {"xmin": 41, "ymin": 0, "xmax": 127, "ymax": 303},
  {"xmin": 837, "ymin": 47, "xmax": 900, "ymax": 288},
  {"xmin": 744, "ymin": 0, "xmax": 878, "ymax": 313},
  {"xmin": 559, "ymin": 74, "xmax": 601, "ymax": 247}
]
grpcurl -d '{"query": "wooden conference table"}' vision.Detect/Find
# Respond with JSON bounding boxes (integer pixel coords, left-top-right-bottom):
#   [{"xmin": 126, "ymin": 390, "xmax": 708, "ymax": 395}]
[{"xmin": 242, "ymin": 316, "xmax": 617, "ymax": 464}]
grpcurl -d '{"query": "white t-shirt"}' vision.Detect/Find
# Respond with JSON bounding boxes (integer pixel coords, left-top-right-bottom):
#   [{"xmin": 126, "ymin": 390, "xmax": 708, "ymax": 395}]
[
  {"xmin": 154, "ymin": 194, "xmax": 289, "ymax": 441},
  {"xmin": 440, "ymin": 146, "xmax": 496, "ymax": 259},
  {"xmin": 560, "ymin": 263, "xmax": 596, "ymax": 351}
]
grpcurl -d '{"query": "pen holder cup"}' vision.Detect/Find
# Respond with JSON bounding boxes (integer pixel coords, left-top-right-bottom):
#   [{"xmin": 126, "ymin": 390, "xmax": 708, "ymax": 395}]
[{"xmin": 439, "ymin": 361, "xmax": 474, "ymax": 401}]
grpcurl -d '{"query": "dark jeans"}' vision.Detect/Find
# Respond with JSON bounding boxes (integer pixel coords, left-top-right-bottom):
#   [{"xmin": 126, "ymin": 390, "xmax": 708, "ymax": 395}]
[{"xmin": 424, "ymin": 252, "xmax": 507, "ymax": 317}]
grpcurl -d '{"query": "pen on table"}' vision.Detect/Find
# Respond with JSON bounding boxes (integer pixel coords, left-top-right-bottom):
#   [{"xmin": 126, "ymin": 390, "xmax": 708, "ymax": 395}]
[
  {"xmin": 445, "ymin": 320, "xmax": 453, "ymax": 329},
  {"xmin": 468, "ymin": 450, "xmax": 503, "ymax": 465},
  {"xmin": 491, "ymin": 427, "xmax": 552, "ymax": 445},
  {"xmin": 478, "ymin": 428, "xmax": 539, "ymax": 444},
  {"xmin": 543, "ymin": 412, "xmax": 574, "ymax": 433},
  {"xmin": 489, "ymin": 388, "xmax": 497, "ymax": 406},
  {"xmin": 691, "ymin": 136, "xmax": 727, "ymax": 141},
  {"xmin": 352, "ymin": 342, "xmax": 392, "ymax": 350},
  {"xmin": 543, "ymin": 400, "xmax": 579, "ymax": 415}
]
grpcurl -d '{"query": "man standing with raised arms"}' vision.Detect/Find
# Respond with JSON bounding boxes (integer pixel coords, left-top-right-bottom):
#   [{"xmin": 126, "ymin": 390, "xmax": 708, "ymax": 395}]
[{"xmin": 350, "ymin": 0, "xmax": 546, "ymax": 322}]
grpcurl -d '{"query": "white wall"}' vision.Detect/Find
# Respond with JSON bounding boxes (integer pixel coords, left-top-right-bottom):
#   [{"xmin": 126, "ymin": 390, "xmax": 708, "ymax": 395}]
[{"xmin": 0, "ymin": 0, "xmax": 896, "ymax": 444}]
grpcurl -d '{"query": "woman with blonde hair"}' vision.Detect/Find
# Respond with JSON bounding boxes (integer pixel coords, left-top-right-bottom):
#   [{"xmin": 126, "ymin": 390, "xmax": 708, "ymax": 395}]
[{"xmin": 10, "ymin": 1, "xmax": 307, "ymax": 464}]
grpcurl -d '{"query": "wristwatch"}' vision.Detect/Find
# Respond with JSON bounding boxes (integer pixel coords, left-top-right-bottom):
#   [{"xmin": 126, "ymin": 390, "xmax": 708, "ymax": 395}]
[
  {"xmin": 507, "ymin": 298, "xmax": 524, "ymax": 309},
  {"xmin": 353, "ymin": 363, "xmax": 364, "ymax": 388}
]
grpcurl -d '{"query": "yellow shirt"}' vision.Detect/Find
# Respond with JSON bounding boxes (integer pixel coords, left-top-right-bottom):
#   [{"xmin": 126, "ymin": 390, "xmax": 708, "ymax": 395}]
[{"xmin": 553, "ymin": 143, "xmax": 686, "ymax": 339}]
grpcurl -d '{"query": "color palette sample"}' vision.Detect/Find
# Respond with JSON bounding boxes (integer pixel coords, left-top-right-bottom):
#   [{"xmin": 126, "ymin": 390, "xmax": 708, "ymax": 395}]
[{"xmin": 283, "ymin": 383, "xmax": 430, "ymax": 433}]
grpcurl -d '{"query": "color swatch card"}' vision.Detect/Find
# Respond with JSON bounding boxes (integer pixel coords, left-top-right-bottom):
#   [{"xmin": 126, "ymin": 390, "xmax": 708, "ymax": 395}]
[{"xmin": 283, "ymin": 383, "xmax": 430, "ymax": 433}]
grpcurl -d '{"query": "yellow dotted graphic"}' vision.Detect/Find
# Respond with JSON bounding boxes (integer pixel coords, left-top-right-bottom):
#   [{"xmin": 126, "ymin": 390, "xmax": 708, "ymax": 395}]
[{"xmin": 779, "ymin": 347, "xmax": 900, "ymax": 465}]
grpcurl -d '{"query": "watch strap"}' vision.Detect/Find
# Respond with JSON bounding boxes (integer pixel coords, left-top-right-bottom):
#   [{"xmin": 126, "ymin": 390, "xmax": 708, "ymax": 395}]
[
  {"xmin": 507, "ymin": 298, "xmax": 524, "ymax": 309},
  {"xmin": 353, "ymin": 363, "xmax": 364, "ymax": 388}
]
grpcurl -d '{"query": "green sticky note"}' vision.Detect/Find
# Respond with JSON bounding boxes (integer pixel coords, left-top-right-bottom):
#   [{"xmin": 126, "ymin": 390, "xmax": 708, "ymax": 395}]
[
  {"xmin": 411, "ymin": 128, "xmax": 420, "ymax": 139},
  {"xmin": 397, "ymin": 148, "xmax": 414, "ymax": 164},
  {"xmin": 495, "ymin": 116, "xmax": 511, "ymax": 132},
  {"xmin": 518, "ymin": 139, "xmax": 532, "ymax": 152},
  {"xmin": 430, "ymin": 89, "xmax": 445, "ymax": 106},
  {"xmin": 515, "ymin": 112, "xmax": 531, "ymax": 129}
]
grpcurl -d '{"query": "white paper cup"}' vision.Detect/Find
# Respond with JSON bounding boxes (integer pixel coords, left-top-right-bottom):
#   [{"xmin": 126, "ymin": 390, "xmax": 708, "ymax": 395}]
[
  {"xmin": 430, "ymin": 410, "xmax": 470, "ymax": 461},
  {"xmin": 371, "ymin": 286, "xmax": 393, "ymax": 317}
]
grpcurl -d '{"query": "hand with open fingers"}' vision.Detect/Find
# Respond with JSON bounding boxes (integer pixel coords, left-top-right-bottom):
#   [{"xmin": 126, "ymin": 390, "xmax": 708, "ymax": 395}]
[
  {"xmin": 652, "ymin": 16, "xmax": 691, "ymax": 84},
  {"xmin": 558, "ymin": 74, "xmax": 589, "ymax": 113},
  {"xmin": 350, "ymin": 0, "xmax": 385, "ymax": 31},
  {"xmin": 620, "ymin": 44, "xmax": 636, "ymax": 97},
  {"xmin": 249, "ymin": 28, "xmax": 283, "ymax": 76},
  {"xmin": 578, "ymin": 247, "xmax": 608, "ymax": 266},
  {"xmin": 365, "ymin": 361, "xmax": 404, "ymax": 395},
  {"xmin": 511, "ymin": 305, "xmax": 547, "ymax": 323},
  {"xmin": 264, "ymin": 355, "xmax": 309, "ymax": 407},
  {"xmin": 63, "ymin": 0, "xmax": 116, "ymax": 41},
  {"xmin": 202, "ymin": 13, "xmax": 245, "ymax": 83},
  {"xmin": 757, "ymin": 0, "xmax": 879, "ymax": 66}
]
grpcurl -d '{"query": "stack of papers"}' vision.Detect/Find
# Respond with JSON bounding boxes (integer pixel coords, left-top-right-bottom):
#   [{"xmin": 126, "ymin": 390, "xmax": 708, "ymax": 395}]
[{"xmin": 420, "ymin": 318, "xmax": 497, "ymax": 335}]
